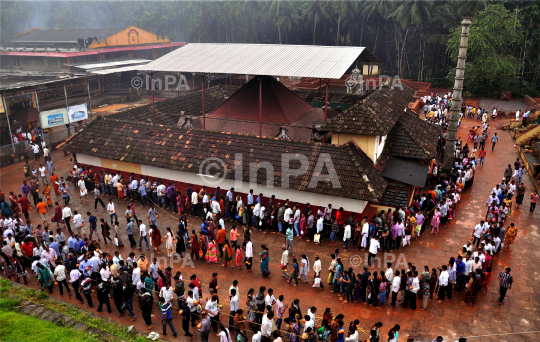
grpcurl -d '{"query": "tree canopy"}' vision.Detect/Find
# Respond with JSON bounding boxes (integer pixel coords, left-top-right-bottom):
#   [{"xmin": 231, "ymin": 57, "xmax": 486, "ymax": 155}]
[{"xmin": 1, "ymin": 0, "xmax": 539, "ymax": 97}]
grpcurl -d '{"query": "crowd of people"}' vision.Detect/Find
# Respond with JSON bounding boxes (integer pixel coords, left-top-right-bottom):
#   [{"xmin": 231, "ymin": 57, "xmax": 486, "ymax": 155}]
[{"xmin": 0, "ymin": 99, "xmax": 530, "ymax": 342}]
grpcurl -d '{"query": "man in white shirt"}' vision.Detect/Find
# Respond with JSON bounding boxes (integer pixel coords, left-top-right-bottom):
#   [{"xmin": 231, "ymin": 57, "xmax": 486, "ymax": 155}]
[
  {"xmin": 53, "ymin": 261, "xmax": 71, "ymax": 296},
  {"xmin": 280, "ymin": 246, "xmax": 289, "ymax": 278},
  {"xmin": 313, "ymin": 256, "xmax": 322, "ymax": 279},
  {"xmin": 245, "ymin": 239, "xmax": 253, "ymax": 272},
  {"xmin": 62, "ymin": 204, "xmax": 73, "ymax": 234},
  {"xmin": 72, "ymin": 211, "xmax": 86, "ymax": 239},
  {"xmin": 132, "ymin": 264, "xmax": 141, "ymax": 285},
  {"xmin": 32, "ymin": 143, "xmax": 41, "ymax": 161},
  {"xmin": 226, "ymin": 188, "xmax": 234, "ymax": 202},
  {"xmin": 211, "ymin": 199, "xmax": 221, "ymax": 216},
  {"xmin": 157, "ymin": 183, "xmax": 166, "ymax": 208},
  {"xmin": 228, "ymin": 288, "xmax": 239, "ymax": 328},
  {"xmin": 107, "ymin": 200, "xmax": 118, "ymax": 225},
  {"xmin": 261, "ymin": 312, "xmax": 274, "ymax": 338},
  {"xmin": 385, "ymin": 263, "xmax": 394, "ymax": 283},
  {"xmin": 368, "ymin": 236, "xmax": 380, "ymax": 266},
  {"xmin": 265, "ymin": 288, "xmax": 276, "ymax": 312},
  {"xmin": 343, "ymin": 224, "xmax": 351, "ymax": 251},
  {"xmin": 159, "ymin": 283, "xmax": 174, "ymax": 303},
  {"xmin": 438, "ymin": 265, "xmax": 449, "ymax": 300},
  {"xmin": 391, "ymin": 270, "xmax": 401, "ymax": 305},
  {"xmin": 205, "ymin": 295, "xmax": 220, "ymax": 332},
  {"xmin": 252, "ymin": 331, "xmax": 262, "ymax": 342},
  {"xmin": 38, "ymin": 164, "xmax": 47, "ymax": 183},
  {"xmin": 316, "ymin": 215, "xmax": 324, "ymax": 235},
  {"xmin": 472, "ymin": 220, "xmax": 485, "ymax": 248},
  {"xmin": 283, "ymin": 205, "xmax": 293, "ymax": 231},
  {"xmin": 77, "ymin": 178, "xmax": 88, "ymax": 202},
  {"xmin": 463, "ymin": 254, "xmax": 473, "ymax": 277},
  {"xmin": 138, "ymin": 221, "xmax": 149, "ymax": 250},
  {"xmin": 191, "ymin": 191, "xmax": 198, "ymax": 216}
]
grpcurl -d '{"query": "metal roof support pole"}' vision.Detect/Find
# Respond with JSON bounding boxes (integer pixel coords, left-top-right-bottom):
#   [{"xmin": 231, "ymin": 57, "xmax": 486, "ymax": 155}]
[
  {"xmin": 2, "ymin": 96, "xmax": 16, "ymax": 155},
  {"xmin": 259, "ymin": 76, "xmax": 262, "ymax": 137},
  {"xmin": 151, "ymin": 73, "xmax": 156, "ymax": 125},
  {"xmin": 202, "ymin": 75, "xmax": 206, "ymax": 130},
  {"xmin": 318, "ymin": 78, "xmax": 321, "ymax": 108},
  {"xmin": 323, "ymin": 80, "xmax": 329, "ymax": 143},
  {"xmin": 64, "ymin": 85, "xmax": 72, "ymax": 136},
  {"xmin": 86, "ymin": 80, "xmax": 93, "ymax": 121}
]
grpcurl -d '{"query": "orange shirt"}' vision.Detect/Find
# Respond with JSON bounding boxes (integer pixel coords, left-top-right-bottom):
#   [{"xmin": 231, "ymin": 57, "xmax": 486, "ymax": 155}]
[
  {"xmin": 37, "ymin": 202, "xmax": 47, "ymax": 214},
  {"xmin": 216, "ymin": 228, "xmax": 226, "ymax": 244},
  {"xmin": 230, "ymin": 229, "xmax": 238, "ymax": 242}
]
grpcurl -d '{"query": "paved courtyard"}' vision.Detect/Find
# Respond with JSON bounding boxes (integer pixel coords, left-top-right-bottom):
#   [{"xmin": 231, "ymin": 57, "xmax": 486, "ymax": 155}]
[{"xmin": 1, "ymin": 116, "xmax": 539, "ymax": 341}]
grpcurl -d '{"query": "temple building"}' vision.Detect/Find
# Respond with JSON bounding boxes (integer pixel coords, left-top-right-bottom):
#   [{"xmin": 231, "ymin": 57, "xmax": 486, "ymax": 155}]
[
  {"xmin": 58, "ymin": 43, "xmax": 441, "ymax": 217},
  {"xmin": 0, "ymin": 26, "xmax": 183, "ymax": 73}
]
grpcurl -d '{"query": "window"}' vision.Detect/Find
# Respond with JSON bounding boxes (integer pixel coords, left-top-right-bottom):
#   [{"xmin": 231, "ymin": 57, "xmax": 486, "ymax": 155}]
[
  {"xmin": 22, "ymin": 58, "xmax": 32, "ymax": 66},
  {"xmin": 13, "ymin": 57, "xmax": 20, "ymax": 66},
  {"xmin": 47, "ymin": 58, "xmax": 57, "ymax": 66},
  {"xmin": 35, "ymin": 58, "xmax": 45, "ymax": 66}
]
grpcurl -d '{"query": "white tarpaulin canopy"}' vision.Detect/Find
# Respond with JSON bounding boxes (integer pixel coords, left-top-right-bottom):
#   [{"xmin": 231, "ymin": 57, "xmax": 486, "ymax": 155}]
[{"xmin": 138, "ymin": 43, "xmax": 379, "ymax": 79}]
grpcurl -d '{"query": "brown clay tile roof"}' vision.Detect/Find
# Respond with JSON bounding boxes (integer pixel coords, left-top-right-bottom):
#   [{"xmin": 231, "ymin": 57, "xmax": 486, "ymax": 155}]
[
  {"xmin": 108, "ymin": 85, "xmax": 236, "ymax": 126},
  {"xmin": 61, "ymin": 117, "xmax": 386, "ymax": 203},
  {"xmin": 385, "ymin": 109, "xmax": 441, "ymax": 160},
  {"xmin": 320, "ymin": 85, "xmax": 416, "ymax": 135},
  {"xmin": 293, "ymin": 90, "xmax": 366, "ymax": 107}
]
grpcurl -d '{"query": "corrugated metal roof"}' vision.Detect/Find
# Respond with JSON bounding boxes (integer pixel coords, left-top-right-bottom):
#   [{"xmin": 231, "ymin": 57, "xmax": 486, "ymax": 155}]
[
  {"xmin": 74, "ymin": 59, "xmax": 150, "ymax": 71},
  {"xmin": 139, "ymin": 43, "xmax": 379, "ymax": 79},
  {"xmin": 89, "ymin": 64, "xmax": 147, "ymax": 75}
]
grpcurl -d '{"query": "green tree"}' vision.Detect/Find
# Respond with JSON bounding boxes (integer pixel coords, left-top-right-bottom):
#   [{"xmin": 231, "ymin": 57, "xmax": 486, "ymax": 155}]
[
  {"xmin": 447, "ymin": 4, "xmax": 523, "ymax": 95},
  {"xmin": 387, "ymin": 0, "xmax": 433, "ymax": 78},
  {"xmin": 301, "ymin": 0, "xmax": 331, "ymax": 45}
]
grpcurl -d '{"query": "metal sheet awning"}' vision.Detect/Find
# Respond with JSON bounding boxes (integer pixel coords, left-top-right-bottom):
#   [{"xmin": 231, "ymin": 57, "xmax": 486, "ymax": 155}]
[
  {"xmin": 138, "ymin": 43, "xmax": 380, "ymax": 79},
  {"xmin": 73, "ymin": 59, "xmax": 150, "ymax": 71},
  {"xmin": 89, "ymin": 64, "xmax": 148, "ymax": 75},
  {"xmin": 383, "ymin": 159, "xmax": 429, "ymax": 188}
]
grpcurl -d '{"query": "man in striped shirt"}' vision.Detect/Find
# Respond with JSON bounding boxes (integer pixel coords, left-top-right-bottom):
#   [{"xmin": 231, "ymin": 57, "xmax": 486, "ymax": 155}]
[{"xmin": 498, "ymin": 267, "xmax": 513, "ymax": 305}]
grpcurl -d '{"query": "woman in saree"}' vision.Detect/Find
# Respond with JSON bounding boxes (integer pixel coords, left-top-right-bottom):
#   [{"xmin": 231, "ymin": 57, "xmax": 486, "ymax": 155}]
[
  {"xmin": 165, "ymin": 227, "xmax": 175, "ymax": 257},
  {"xmin": 176, "ymin": 193, "xmax": 185, "ymax": 215},
  {"xmin": 2, "ymin": 253, "xmax": 17, "ymax": 280},
  {"xmin": 190, "ymin": 230, "xmax": 200, "ymax": 260},
  {"xmin": 205, "ymin": 239, "xmax": 218, "ymax": 263},
  {"xmin": 51, "ymin": 202, "xmax": 63, "ymax": 227},
  {"xmin": 299, "ymin": 213, "xmax": 307, "ymax": 238},
  {"xmin": 43, "ymin": 182, "xmax": 53, "ymax": 206},
  {"xmin": 50, "ymin": 172, "xmax": 60, "ymax": 195},
  {"xmin": 259, "ymin": 244, "xmax": 271, "ymax": 277},
  {"xmin": 246, "ymin": 288, "xmax": 257, "ymax": 328},
  {"xmin": 199, "ymin": 234, "xmax": 207, "ymax": 257},
  {"xmin": 223, "ymin": 239, "xmax": 234, "ymax": 268},
  {"xmin": 503, "ymin": 224, "xmax": 518, "ymax": 247},
  {"xmin": 8, "ymin": 192, "xmax": 20, "ymax": 215},
  {"xmin": 151, "ymin": 225, "xmax": 162, "ymax": 254},
  {"xmin": 234, "ymin": 246, "xmax": 244, "ymax": 270},
  {"xmin": 503, "ymin": 196, "xmax": 513, "ymax": 217},
  {"xmin": 37, "ymin": 263, "xmax": 53, "ymax": 293}
]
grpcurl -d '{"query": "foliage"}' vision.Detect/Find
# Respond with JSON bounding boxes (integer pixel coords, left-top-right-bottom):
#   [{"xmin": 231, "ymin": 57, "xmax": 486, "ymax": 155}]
[
  {"xmin": 0, "ymin": 0, "xmax": 539, "ymax": 96},
  {"xmin": 0, "ymin": 280, "xmax": 148, "ymax": 342},
  {"xmin": 447, "ymin": 4, "xmax": 523, "ymax": 96},
  {"xmin": 0, "ymin": 311, "xmax": 100, "ymax": 342}
]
